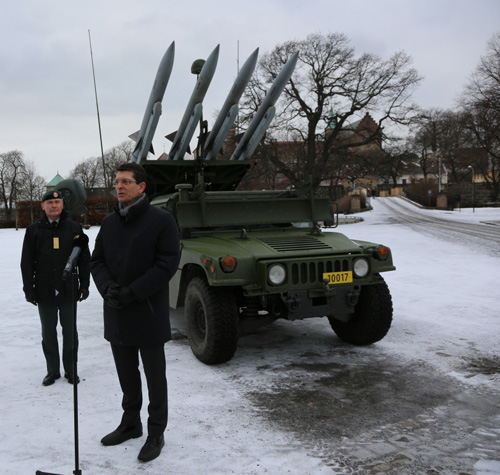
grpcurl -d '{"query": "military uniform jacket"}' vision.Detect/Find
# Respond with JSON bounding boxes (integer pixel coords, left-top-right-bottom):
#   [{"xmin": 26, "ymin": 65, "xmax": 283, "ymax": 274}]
[
  {"xmin": 90, "ymin": 195, "xmax": 180, "ymax": 347},
  {"xmin": 20, "ymin": 210, "xmax": 91, "ymax": 304}
]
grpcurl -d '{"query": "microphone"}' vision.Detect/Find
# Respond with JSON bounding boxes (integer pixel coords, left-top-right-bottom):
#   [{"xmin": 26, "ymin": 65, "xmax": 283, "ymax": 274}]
[{"xmin": 62, "ymin": 233, "xmax": 89, "ymax": 280}]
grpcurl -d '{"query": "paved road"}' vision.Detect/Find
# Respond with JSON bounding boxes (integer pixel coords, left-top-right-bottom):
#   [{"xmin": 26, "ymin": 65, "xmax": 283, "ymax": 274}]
[{"xmin": 376, "ymin": 197, "xmax": 500, "ymax": 256}]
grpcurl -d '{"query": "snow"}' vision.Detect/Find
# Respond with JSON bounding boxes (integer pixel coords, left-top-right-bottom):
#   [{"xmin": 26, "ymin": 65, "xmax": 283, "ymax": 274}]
[
  {"xmin": 1, "ymin": 198, "xmax": 499, "ymax": 474},
  {"xmin": 343, "ymin": 199, "xmax": 499, "ymax": 377}
]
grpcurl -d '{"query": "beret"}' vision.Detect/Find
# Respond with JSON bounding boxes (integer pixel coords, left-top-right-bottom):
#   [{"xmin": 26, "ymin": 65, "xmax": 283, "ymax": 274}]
[{"xmin": 41, "ymin": 190, "xmax": 63, "ymax": 202}]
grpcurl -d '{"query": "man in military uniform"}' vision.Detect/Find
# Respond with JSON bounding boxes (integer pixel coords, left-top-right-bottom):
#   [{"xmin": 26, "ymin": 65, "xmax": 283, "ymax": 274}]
[{"xmin": 21, "ymin": 190, "xmax": 90, "ymax": 386}]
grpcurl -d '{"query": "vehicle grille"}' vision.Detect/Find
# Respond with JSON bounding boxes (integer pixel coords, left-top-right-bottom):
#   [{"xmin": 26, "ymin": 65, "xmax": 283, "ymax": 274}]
[
  {"xmin": 259, "ymin": 236, "xmax": 332, "ymax": 252},
  {"xmin": 259, "ymin": 257, "xmax": 353, "ymax": 292},
  {"xmin": 289, "ymin": 258, "xmax": 350, "ymax": 285}
]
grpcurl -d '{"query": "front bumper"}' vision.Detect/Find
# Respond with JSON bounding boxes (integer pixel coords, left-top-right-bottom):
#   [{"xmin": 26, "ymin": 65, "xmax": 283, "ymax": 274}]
[{"xmin": 280, "ymin": 286, "xmax": 360, "ymax": 320}]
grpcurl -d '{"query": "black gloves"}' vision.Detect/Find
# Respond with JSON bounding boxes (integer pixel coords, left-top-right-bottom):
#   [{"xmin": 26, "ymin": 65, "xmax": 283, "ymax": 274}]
[
  {"xmin": 116, "ymin": 286, "xmax": 135, "ymax": 307},
  {"xmin": 104, "ymin": 284, "xmax": 135, "ymax": 308},
  {"xmin": 103, "ymin": 283, "xmax": 120, "ymax": 307},
  {"xmin": 78, "ymin": 288, "xmax": 90, "ymax": 302},
  {"xmin": 25, "ymin": 292, "xmax": 37, "ymax": 306}
]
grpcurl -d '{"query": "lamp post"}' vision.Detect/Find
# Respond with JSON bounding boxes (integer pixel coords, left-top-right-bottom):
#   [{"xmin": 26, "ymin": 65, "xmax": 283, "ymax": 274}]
[{"xmin": 468, "ymin": 165, "xmax": 475, "ymax": 213}]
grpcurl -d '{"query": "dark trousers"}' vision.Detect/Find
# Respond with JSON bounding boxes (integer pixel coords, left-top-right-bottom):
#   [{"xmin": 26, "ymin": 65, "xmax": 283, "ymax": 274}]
[
  {"xmin": 38, "ymin": 301, "xmax": 75, "ymax": 375},
  {"xmin": 111, "ymin": 343, "xmax": 168, "ymax": 438}
]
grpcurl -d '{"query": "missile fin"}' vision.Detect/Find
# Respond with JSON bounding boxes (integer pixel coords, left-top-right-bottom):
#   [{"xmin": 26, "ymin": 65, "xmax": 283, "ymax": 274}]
[
  {"xmin": 170, "ymin": 103, "xmax": 203, "ymax": 160},
  {"xmin": 140, "ymin": 102, "xmax": 162, "ymax": 158},
  {"xmin": 236, "ymin": 107, "xmax": 275, "ymax": 161},
  {"xmin": 204, "ymin": 104, "xmax": 239, "ymax": 161}
]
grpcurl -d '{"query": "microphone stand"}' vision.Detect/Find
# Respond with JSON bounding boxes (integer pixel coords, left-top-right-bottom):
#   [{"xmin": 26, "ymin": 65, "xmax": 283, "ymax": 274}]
[{"xmin": 36, "ymin": 265, "xmax": 82, "ymax": 475}]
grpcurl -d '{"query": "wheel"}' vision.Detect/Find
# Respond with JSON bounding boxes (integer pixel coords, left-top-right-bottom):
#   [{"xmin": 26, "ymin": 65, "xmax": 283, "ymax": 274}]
[
  {"xmin": 185, "ymin": 277, "xmax": 239, "ymax": 364},
  {"xmin": 328, "ymin": 277, "xmax": 393, "ymax": 345}
]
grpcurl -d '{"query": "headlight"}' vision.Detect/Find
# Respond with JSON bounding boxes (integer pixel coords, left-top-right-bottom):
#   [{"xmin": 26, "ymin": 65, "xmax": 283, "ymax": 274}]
[
  {"xmin": 353, "ymin": 258, "xmax": 369, "ymax": 278},
  {"xmin": 268, "ymin": 264, "xmax": 286, "ymax": 285}
]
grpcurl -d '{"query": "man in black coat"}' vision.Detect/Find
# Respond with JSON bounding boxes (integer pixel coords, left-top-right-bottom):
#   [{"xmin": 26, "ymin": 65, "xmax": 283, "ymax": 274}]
[
  {"xmin": 90, "ymin": 162, "xmax": 180, "ymax": 463},
  {"xmin": 21, "ymin": 189, "xmax": 90, "ymax": 386}
]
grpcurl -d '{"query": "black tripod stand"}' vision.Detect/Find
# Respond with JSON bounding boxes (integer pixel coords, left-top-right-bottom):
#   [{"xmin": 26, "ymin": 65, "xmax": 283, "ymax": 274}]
[{"xmin": 37, "ymin": 266, "xmax": 82, "ymax": 475}]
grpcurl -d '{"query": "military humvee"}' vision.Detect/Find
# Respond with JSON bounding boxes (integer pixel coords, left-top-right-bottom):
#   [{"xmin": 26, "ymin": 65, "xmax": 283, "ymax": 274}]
[{"xmin": 131, "ymin": 44, "xmax": 396, "ymax": 364}]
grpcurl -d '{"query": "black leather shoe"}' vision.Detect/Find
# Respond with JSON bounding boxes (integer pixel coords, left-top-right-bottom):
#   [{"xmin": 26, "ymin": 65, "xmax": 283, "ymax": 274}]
[
  {"xmin": 42, "ymin": 373, "xmax": 61, "ymax": 386},
  {"xmin": 138, "ymin": 435, "xmax": 164, "ymax": 462},
  {"xmin": 64, "ymin": 373, "xmax": 80, "ymax": 384},
  {"xmin": 101, "ymin": 424, "xmax": 143, "ymax": 446}
]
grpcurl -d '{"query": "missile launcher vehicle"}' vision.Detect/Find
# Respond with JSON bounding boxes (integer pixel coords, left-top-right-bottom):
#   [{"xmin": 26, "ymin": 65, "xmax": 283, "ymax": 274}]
[{"xmin": 130, "ymin": 44, "xmax": 396, "ymax": 364}]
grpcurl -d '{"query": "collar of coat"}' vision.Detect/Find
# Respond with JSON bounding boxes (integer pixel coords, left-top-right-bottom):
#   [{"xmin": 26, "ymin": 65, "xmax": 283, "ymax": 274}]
[
  {"xmin": 114, "ymin": 193, "xmax": 149, "ymax": 222},
  {"xmin": 40, "ymin": 209, "xmax": 68, "ymax": 228}
]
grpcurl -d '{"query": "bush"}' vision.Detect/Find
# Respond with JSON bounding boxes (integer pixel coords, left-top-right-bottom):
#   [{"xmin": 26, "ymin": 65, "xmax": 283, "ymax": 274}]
[
  {"xmin": 0, "ymin": 220, "xmax": 16, "ymax": 229},
  {"xmin": 16, "ymin": 201, "xmax": 42, "ymax": 227},
  {"xmin": 84, "ymin": 196, "xmax": 116, "ymax": 226}
]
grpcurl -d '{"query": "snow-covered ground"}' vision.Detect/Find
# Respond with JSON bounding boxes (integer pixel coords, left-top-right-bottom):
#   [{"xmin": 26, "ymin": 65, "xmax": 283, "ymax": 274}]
[
  {"xmin": 342, "ymin": 199, "xmax": 499, "ymax": 379},
  {"xmin": 1, "ymin": 199, "xmax": 499, "ymax": 474}
]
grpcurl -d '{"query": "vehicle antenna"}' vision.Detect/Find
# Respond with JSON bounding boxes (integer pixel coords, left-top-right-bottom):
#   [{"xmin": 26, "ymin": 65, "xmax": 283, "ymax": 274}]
[
  {"xmin": 88, "ymin": 30, "xmax": 110, "ymax": 210},
  {"xmin": 236, "ymin": 40, "xmax": 240, "ymax": 134}
]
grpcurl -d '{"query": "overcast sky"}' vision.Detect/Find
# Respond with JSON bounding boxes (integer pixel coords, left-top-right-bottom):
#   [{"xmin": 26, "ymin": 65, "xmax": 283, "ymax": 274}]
[{"xmin": 1, "ymin": 0, "xmax": 499, "ymax": 181}]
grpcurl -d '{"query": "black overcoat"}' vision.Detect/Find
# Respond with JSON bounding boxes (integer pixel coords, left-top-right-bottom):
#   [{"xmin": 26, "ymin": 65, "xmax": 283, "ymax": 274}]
[
  {"xmin": 90, "ymin": 196, "xmax": 180, "ymax": 347},
  {"xmin": 20, "ymin": 210, "xmax": 91, "ymax": 304}
]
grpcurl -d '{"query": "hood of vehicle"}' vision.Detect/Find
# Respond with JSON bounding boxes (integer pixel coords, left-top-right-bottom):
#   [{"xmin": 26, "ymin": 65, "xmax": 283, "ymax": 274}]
[{"xmin": 182, "ymin": 230, "xmax": 363, "ymax": 259}]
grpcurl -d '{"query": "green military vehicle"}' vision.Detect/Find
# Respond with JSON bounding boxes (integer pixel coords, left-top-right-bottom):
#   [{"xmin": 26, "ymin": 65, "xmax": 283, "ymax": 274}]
[{"xmin": 130, "ymin": 43, "xmax": 396, "ymax": 364}]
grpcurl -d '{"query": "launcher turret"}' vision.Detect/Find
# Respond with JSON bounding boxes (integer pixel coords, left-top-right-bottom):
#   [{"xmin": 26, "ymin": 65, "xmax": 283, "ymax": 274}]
[{"xmin": 126, "ymin": 44, "xmax": 297, "ymax": 197}]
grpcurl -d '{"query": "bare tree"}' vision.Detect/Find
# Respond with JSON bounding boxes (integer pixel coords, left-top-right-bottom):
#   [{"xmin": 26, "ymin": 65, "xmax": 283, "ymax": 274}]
[
  {"xmin": 114, "ymin": 140, "xmax": 135, "ymax": 163},
  {"xmin": 69, "ymin": 140, "xmax": 134, "ymax": 189},
  {"xmin": 408, "ymin": 108, "xmax": 479, "ymax": 186},
  {"xmin": 18, "ymin": 159, "xmax": 46, "ymax": 223},
  {"xmin": 98, "ymin": 142, "xmax": 131, "ymax": 189},
  {"xmin": 435, "ymin": 111, "xmax": 474, "ymax": 184},
  {"xmin": 462, "ymin": 33, "xmax": 500, "ymax": 114},
  {"xmin": 459, "ymin": 33, "xmax": 500, "ymax": 201},
  {"xmin": 377, "ymin": 141, "xmax": 418, "ymax": 186},
  {"xmin": 408, "ymin": 108, "xmax": 445, "ymax": 180},
  {"xmin": 70, "ymin": 157, "xmax": 101, "ymax": 189},
  {"xmin": 0, "ymin": 150, "xmax": 25, "ymax": 220},
  {"xmin": 240, "ymin": 33, "xmax": 422, "ymax": 190}
]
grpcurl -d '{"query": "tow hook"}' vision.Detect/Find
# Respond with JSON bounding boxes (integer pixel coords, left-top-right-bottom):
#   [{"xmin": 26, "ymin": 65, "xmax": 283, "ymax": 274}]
[
  {"xmin": 347, "ymin": 289, "xmax": 360, "ymax": 306},
  {"xmin": 286, "ymin": 293, "xmax": 301, "ymax": 312}
]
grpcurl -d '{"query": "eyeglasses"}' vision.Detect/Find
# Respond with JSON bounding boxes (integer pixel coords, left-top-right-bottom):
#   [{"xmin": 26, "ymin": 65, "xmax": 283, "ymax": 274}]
[{"xmin": 115, "ymin": 179, "xmax": 137, "ymax": 186}]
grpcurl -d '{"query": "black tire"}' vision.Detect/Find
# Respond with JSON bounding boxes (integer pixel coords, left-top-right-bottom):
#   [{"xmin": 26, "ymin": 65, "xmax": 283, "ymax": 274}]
[
  {"xmin": 185, "ymin": 277, "xmax": 239, "ymax": 365},
  {"xmin": 328, "ymin": 277, "xmax": 393, "ymax": 345}
]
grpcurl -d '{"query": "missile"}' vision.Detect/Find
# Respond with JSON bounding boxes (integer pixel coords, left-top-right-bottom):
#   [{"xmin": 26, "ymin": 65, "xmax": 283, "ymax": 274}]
[
  {"xmin": 230, "ymin": 51, "xmax": 299, "ymax": 161},
  {"xmin": 202, "ymin": 48, "xmax": 259, "ymax": 161},
  {"xmin": 130, "ymin": 41, "xmax": 175, "ymax": 164},
  {"xmin": 167, "ymin": 45, "xmax": 219, "ymax": 160}
]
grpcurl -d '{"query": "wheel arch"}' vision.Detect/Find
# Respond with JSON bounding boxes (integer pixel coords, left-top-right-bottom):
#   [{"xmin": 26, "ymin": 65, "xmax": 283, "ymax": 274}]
[
  {"xmin": 184, "ymin": 276, "xmax": 239, "ymax": 364},
  {"xmin": 176, "ymin": 263, "xmax": 208, "ymax": 308}
]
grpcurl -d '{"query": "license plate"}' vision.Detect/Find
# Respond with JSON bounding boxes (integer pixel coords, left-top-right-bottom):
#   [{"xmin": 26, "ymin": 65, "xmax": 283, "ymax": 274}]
[{"xmin": 323, "ymin": 271, "xmax": 353, "ymax": 285}]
